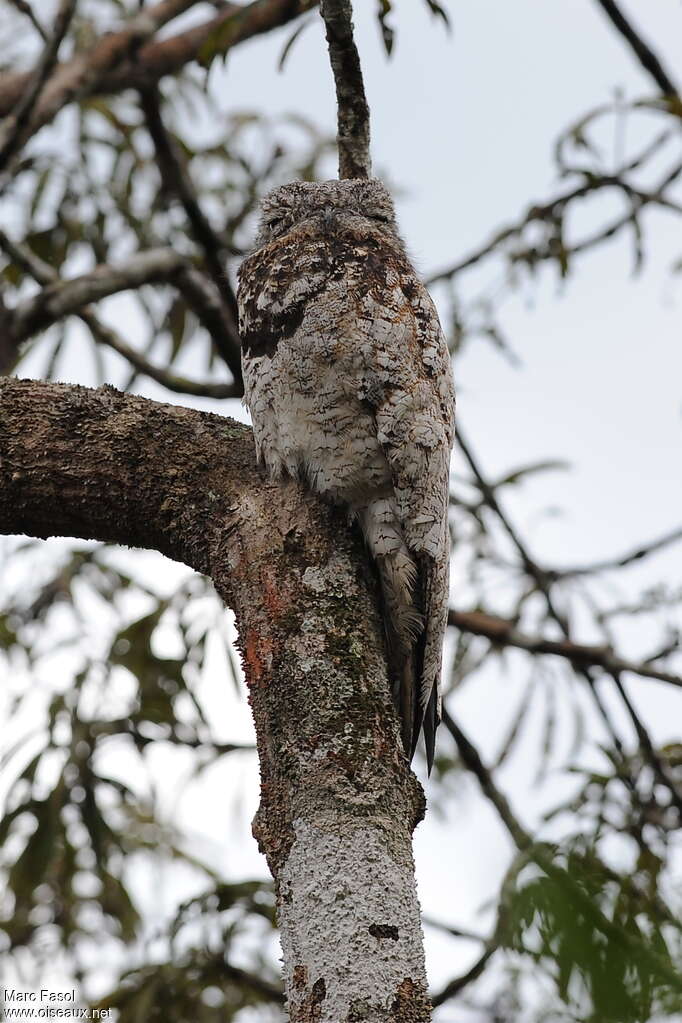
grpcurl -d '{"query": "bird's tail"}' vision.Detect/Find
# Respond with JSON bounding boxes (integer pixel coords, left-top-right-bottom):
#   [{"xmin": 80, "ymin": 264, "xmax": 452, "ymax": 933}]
[{"xmin": 357, "ymin": 499, "xmax": 437, "ymax": 768}]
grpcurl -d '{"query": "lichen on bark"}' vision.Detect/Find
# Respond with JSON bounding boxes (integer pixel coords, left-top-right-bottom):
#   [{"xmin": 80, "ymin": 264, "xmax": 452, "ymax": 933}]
[{"xmin": 0, "ymin": 377, "xmax": 432, "ymax": 1021}]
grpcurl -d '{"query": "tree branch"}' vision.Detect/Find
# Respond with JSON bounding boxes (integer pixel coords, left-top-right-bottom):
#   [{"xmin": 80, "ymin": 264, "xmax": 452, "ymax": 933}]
[
  {"xmin": 551, "ymin": 524, "xmax": 682, "ymax": 579},
  {"xmin": 448, "ymin": 609, "xmax": 682, "ymax": 690},
  {"xmin": 0, "ymin": 377, "xmax": 431, "ymax": 1020},
  {"xmin": 138, "ymin": 84, "xmax": 242, "ymax": 384},
  {"xmin": 593, "ymin": 0, "xmax": 680, "ymax": 99},
  {"xmin": 319, "ymin": 0, "xmax": 371, "ymax": 179},
  {"xmin": 0, "ymin": 0, "xmax": 76, "ymax": 178},
  {"xmin": 2, "ymin": 243, "xmax": 240, "ymax": 388},
  {"xmin": 455, "ymin": 426, "xmax": 682, "ymax": 816},
  {"xmin": 0, "ymin": 0, "xmax": 319, "ymax": 121},
  {"xmin": 0, "ymin": 377, "xmax": 254, "ymax": 563},
  {"xmin": 440, "ymin": 709, "xmax": 682, "ymax": 1001},
  {"xmin": 7, "ymin": 0, "xmax": 47, "ymax": 41},
  {"xmin": 0, "ymin": 228, "xmax": 238, "ymax": 396},
  {"xmin": 426, "ymin": 162, "xmax": 682, "ymax": 286},
  {"xmin": 81, "ymin": 311, "xmax": 240, "ymax": 398},
  {"xmin": 4, "ymin": 0, "xmax": 201, "ymax": 147},
  {"xmin": 442, "ymin": 708, "xmax": 532, "ymax": 851}
]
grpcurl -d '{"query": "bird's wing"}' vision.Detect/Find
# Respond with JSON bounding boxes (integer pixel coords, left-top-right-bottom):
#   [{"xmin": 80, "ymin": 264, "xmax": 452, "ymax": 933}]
[{"xmin": 351, "ymin": 264, "xmax": 455, "ymax": 767}]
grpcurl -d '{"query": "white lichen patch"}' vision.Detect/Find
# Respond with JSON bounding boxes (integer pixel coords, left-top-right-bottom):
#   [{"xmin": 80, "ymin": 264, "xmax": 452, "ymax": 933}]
[{"xmin": 279, "ymin": 817, "xmax": 427, "ymax": 1021}]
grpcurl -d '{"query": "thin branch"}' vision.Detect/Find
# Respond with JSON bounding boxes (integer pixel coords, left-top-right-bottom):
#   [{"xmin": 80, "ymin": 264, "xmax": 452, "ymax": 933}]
[
  {"xmin": 552, "ymin": 524, "xmax": 682, "ymax": 579},
  {"xmin": 430, "ymin": 851, "xmax": 529, "ymax": 1007},
  {"xmin": 0, "ymin": 0, "xmax": 200, "ymax": 152},
  {"xmin": 0, "ymin": 0, "xmax": 319, "ymax": 121},
  {"xmin": 422, "ymin": 917, "xmax": 486, "ymax": 943},
  {"xmin": 455, "ymin": 426, "xmax": 682, "ymax": 815},
  {"xmin": 0, "ymin": 0, "xmax": 76, "ymax": 177},
  {"xmin": 426, "ymin": 162, "xmax": 682, "ymax": 286},
  {"xmin": 0, "ymin": 230, "xmax": 239, "ymax": 397},
  {"xmin": 7, "ymin": 0, "xmax": 48, "ymax": 41},
  {"xmin": 430, "ymin": 943, "xmax": 495, "ymax": 1006},
  {"xmin": 448, "ymin": 609, "xmax": 682, "ymax": 690},
  {"xmin": 82, "ymin": 311, "xmax": 240, "ymax": 398},
  {"xmin": 319, "ymin": 0, "xmax": 371, "ymax": 179},
  {"xmin": 4, "ymin": 246, "xmax": 238, "ymax": 370},
  {"xmin": 442, "ymin": 708, "xmax": 532, "ymax": 851},
  {"xmin": 138, "ymin": 84, "xmax": 242, "ymax": 383},
  {"xmin": 8, "ymin": 248, "xmax": 190, "ymax": 341},
  {"xmin": 92, "ymin": 719, "xmax": 255, "ymax": 754},
  {"xmin": 593, "ymin": 0, "xmax": 680, "ymax": 99}
]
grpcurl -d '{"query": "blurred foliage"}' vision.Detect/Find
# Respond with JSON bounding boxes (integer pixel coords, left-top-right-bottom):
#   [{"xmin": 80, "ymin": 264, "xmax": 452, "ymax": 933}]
[
  {"xmin": 0, "ymin": 1, "xmax": 682, "ymax": 1021},
  {"xmin": 501, "ymin": 845, "xmax": 682, "ymax": 1023}
]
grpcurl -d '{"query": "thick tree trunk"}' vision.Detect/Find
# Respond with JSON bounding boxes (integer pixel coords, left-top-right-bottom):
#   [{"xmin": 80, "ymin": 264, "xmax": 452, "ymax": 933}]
[{"xmin": 0, "ymin": 377, "xmax": 431, "ymax": 1021}]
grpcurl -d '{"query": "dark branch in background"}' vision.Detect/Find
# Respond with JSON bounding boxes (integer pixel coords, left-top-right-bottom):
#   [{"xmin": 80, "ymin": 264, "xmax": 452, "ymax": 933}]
[
  {"xmin": 593, "ymin": 0, "xmax": 680, "ymax": 99},
  {"xmin": 447, "ymin": 609, "xmax": 682, "ymax": 690},
  {"xmin": 319, "ymin": 0, "xmax": 371, "ymax": 179},
  {"xmin": 8, "ymin": 0, "xmax": 47, "ymax": 40},
  {"xmin": 0, "ymin": 0, "xmax": 319, "ymax": 121},
  {"xmin": 552, "ymin": 524, "xmax": 682, "ymax": 579},
  {"xmin": 0, "ymin": 0, "xmax": 76, "ymax": 180},
  {"xmin": 0, "ymin": 0, "xmax": 200, "ymax": 160},
  {"xmin": 430, "ymin": 852, "xmax": 527, "ymax": 1008},
  {"xmin": 0, "ymin": 231, "xmax": 238, "ymax": 397},
  {"xmin": 138, "ymin": 85, "xmax": 243, "ymax": 385},
  {"xmin": 430, "ymin": 928, "xmax": 496, "ymax": 1007},
  {"xmin": 426, "ymin": 161, "xmax": 682, "ymax": 286},
  {"xmin": 443, "ymin": 709, "xmax": 532, "ymax": 851},
  {"xmin": 4, "ymin": 248, "xmax": 238, "ymax": 366},
  {"xmin": 83, "ymin": 313, "xmax": 240, "ymax": 399},
  {"xmin": 454, "ymin": 426, "xmax": 682, "ymax": 818}
]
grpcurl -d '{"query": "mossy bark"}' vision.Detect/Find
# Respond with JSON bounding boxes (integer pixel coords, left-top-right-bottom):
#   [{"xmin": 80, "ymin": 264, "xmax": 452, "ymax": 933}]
[{"xmin": 0, "ymin": 377, "xmax": 431, "ymax": 1021}]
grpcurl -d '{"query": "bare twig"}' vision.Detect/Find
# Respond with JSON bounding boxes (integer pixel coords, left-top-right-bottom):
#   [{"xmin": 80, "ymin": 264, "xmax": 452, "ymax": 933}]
[
  {"xmin": 552, "ymin": 524, "xmax": 682, "ymax": 579},
  {"xmin": 426, "ymin": 162, "xmax": 682, "ymax": 286},
  {"xmin": 6, "ymin": 248, "xmax": 237, "ymax": 363},
  {"xmin": 138, "ymin": 85, "xmax": 242, "ymax": 383},
  {"xmin": 0, "ymin": 231, "xmax": 239, "ymax": 398},
  {"xmin": 430, "ymin": 942, "xmax": 496, "ymax": 1006},
  {"xmin": 82, "ymin": 312, "xmax": 240, "ymax": 398},
  {"xmin": 319, "ymin": 0, "xmax": 371, "ymax": 179},
  {"xmin": 0, "ymin": 0, "xmax": 200, "ymax": 153},
  {"xmin": 442, "ymin": 708, "xmax": 533, "ymax": 850},
  {"xmin": 430, "ymin": 850, "xmax": 529, "ymax": 1007},
  {"xmin": 422, "ymin": 916, "xmax": 486, "ymax": 943},
  {"xmin": 7, "ymin": 0, "xmax": 47, "ymax": 40},
  {"xmin": 448, "ymin": 609, "xmax": 682, "ymax": 690},
  {"xmin": 593, "ymin": 0, "xmax": 680, "ymax": 99},
  {"xmin": 0, "ymin": 0, "xmax": 77, "ymax": 177},
  {"xmin": 455, "ymin": 426, "xmax": 682, "ymax": 814}
]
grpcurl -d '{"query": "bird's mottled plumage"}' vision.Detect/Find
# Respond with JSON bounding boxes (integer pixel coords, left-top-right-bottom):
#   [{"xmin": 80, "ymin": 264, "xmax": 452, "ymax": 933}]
[{"xmin": 237, "ymin": 179, "xmax": 455, "ymax": 770}]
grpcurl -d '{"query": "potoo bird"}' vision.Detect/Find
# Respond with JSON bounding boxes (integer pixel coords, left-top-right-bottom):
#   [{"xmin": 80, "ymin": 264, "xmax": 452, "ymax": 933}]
[{"xmin": 237, "ymin": 179, "xmax": 455, "ymax": 771}]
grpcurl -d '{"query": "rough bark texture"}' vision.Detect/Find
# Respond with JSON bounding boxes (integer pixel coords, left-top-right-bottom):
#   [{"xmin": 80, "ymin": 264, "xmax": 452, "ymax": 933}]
[
  {"xmin": 319, "ymin": 0, "xmax": 372, "ymax": 180},
  {"xmin": 0, "ymin": 377, "xmax": 431, "ymax": 1021}
]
